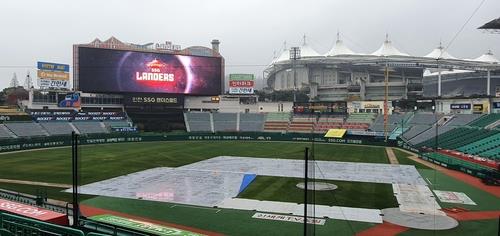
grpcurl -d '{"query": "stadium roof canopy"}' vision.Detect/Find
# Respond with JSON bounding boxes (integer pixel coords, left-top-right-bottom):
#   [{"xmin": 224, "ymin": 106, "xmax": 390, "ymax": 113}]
[
  {"xmin": 473, "ymin": 50, "xmax": 500, "ymax": 64},
  {"xmin": 424, "ymin": 43, "xmax": 456, "ymax": 59},
  {"xmin": 325, "ymin": 39, "xmax": 356, "ymax": 56},
  {"xmin": 478, "ymin": 17, "xmax": 500, "ymax": 30},
  {"xmin": 371, "ymin": 35, "xmax": 409, "ymax": 56}
]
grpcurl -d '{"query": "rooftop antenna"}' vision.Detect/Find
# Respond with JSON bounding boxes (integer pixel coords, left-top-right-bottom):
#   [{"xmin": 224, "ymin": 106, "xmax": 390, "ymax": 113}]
[
  {"xmin": 283, "ymin": 41, "xmax": 287, "ymax": 51},
  {"xmin": 336, "ymin": 30, "xmax": 340, "ymax": 41},
  {"xmin": 303, "ymin": 34, "xmax": 307, "ymax": 45},
  {"xmin": 385, "ymin": 33, "xmax": 389, "ymax": 42}
]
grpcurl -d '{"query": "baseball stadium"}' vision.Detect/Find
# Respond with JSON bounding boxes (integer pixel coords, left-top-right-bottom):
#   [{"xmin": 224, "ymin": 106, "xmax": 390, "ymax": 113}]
[{"xmin": 1, "ymin": 24, "xmax": 500, "ymax": 236}]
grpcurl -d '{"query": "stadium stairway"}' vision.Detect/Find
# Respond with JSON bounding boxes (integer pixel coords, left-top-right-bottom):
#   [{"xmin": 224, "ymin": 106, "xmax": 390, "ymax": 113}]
[{"xmin": 0, "ymin": 124, "xmax": 17, "ymax": 138}]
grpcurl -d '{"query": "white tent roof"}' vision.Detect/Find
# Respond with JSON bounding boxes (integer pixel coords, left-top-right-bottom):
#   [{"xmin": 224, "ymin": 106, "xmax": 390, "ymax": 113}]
[
  {"xmin": 424, "ymin": 44, "xmax": 456, "ymax": 59},
  {"xmin": 326, "ymin": 39, "xmax": 356, "ymax": 56},
  {"xmin": 299, "ymin": 43, "xmax": 321, "ymax": 57},
  {"xmin": 473, "ymin": 50, "xmax": 499, "ymax": 63},
  {"xmin": 275, "ymin": 48, "xmax": 290, "ymax": 62},
  {"xmin": 371, "ymin": 35, "xmax": 409, "ymax": 56}
]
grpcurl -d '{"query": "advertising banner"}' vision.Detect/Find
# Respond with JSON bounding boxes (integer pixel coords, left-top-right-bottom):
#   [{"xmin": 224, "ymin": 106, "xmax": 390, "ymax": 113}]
[
  {"xmin": 37, "ymin": 61, "xmax": 70, "ymax": 89},
  {"xmin": 450, "ymin": 104, "xmax": 471, "ymax": 110},
  {"xmin": 37, "ymin": 70, "xmax": 70, "ymax": 80},
  {"xmin": 58, "ymin": 92, "xmax": 81, "ymax": 108},
  {"xmin": 0, "ymin": 199, "xmax": 68, "ymax": 225},
  {"xmin": 493, "ymin": 102, "xmax": 500, "ymax": 109},
  {"xmin": 124, "ymin": 94, "xmax": 183, "ymax": 106},
  {"xmin": 37, "ymin": 61, "xmax": 69, "ymax": 72},
  {"xmin": 78, "ymin": 47, "xmax": 222, "ymax": 95},
  {"xmin": 90, "ymin": 214, "xmax": 202, "ymax": 236},
  {"xmin": 229, "ymin": 74, "xmax": 254, "ymax": 94}
]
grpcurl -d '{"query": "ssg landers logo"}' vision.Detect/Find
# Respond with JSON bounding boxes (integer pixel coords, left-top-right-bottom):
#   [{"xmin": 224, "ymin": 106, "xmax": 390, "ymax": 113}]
[{"xmin": 135, "ymin": 59, "xmax": 174, "ymax": 82}]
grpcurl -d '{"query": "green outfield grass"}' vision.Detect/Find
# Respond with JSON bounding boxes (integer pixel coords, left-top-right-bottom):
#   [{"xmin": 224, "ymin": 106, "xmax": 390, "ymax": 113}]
[
  {"xmin": 237, "ymin": 176, "xmax": 398, "ymax": 209},
  {"xmin": 0, "ymin": 141, "xmax": 388, "ymax": 185}
]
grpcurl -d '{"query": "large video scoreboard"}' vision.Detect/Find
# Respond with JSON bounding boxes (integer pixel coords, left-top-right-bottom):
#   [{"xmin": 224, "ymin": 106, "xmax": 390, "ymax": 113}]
[{"xmin": 76, "ymin": 47, "xmax": 223, "ymax": 96}]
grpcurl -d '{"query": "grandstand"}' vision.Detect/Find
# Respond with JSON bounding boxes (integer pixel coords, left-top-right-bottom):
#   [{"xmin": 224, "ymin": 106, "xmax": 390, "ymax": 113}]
[
  {"xmin": 239, "ymin": 113, "xmax": 265, "ymax": 132},
  {"xmin": 72, "ymin": 121, "xmax": 109, "ymax": 134},
  {"xmin": 213, "ymin": 113, "xmax": 237, "ymax": 132},
  {"xmin": 0, "ymin": 124, "xmax": 16, "ymax": 139},
  {"xmin": 287, "ymin": 115, "xmax": 316, "ymax": 133},
  {"xmin": 4, "ymin": 122, "xmax": 49, "ymax": 137},
  {"xmin": 39, "ymin": 121, "xmax": 77, "ymax": 136},
  {"xmin": 263, "ymin": 112, "xmax": 290, "ymax": 132},
  {"xmin": 184, "ymin": 112, "xmax": 212, "ymax": 132},
  {"xmin": 314, "ymin": 115, "xmax": 344, "ymax": 133}
]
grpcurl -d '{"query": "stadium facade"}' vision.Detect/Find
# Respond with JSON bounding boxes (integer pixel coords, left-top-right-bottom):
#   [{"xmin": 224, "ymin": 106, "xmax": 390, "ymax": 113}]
[{"xmin": 264, "ymin": 35, "xmax": 500, "ymax": 101}]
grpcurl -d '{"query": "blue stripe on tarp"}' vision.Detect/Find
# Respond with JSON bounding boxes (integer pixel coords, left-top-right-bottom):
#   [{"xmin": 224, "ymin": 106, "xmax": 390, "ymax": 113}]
[{"xmin": 238, "ymin": 174, "xmax": 257, "ymax": 194}]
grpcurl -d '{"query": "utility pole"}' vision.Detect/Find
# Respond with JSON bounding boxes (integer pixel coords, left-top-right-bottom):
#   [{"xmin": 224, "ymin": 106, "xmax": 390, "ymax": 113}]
[{"xmin": 290, "ymin": 47, "xmax": 301, "ymax": 102}]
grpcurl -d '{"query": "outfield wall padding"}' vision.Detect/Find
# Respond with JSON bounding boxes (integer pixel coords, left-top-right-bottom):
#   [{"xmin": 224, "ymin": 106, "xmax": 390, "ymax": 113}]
[{"xmin": 0, "ymin": 132, "xmax": 394, "ymax": 153}]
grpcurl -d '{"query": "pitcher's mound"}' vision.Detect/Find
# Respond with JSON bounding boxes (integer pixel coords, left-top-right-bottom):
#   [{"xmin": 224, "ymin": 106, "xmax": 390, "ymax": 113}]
[{"xmin": 296, "ymin": 182, "xmax": 338, "ymax": 191}]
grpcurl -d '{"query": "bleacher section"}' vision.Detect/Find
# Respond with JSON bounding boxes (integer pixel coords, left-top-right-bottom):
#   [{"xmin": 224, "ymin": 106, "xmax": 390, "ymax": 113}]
[
  {"xmin": 39, "ymin": 122, "xmax": 75, "ymax": 136},
  {"xmin": 342, "ymin": 113, "xmax": 376, "ymax": 130},
  {"xmin": 314, "ymin": 115, "xmax": 344, "ymax": 133},
  {"xmin": 103, "ymin": 120, "xmax": 130, "ymax": 129},
  {"xmin": 0, "ymin": 124, "xmax": 15, "ymax": 139},
  {"xmin": 72, "ymin": 121, "xmax": 109, "ymax": 134},
  {"xmin": 263, "ymin": 112, "xmax": 290, "ymax": 132},
  {"xmin": 213, "ymin": 113, "xmax": 237, "ymax": 132},
  {"xmin": 406, "ymin": 114, "xmax": 483, "ymax": 145},
  {"xmin": 457, "ymin": 133, "xmax": 500, "ymax": 160},
  {"xmin": 468, "ymin": 113, "xmax": 500, "ymax": 128},
  {"xmin": 416, "ymin": 127, "xmax": 498, "ymax": 150},
  {"xmin": 239, "ymin": 113, "xmax": 265, "ymax": 132},
  {"xmin": 185, "ymin": 112, "xmax": 211, "ymax": 132},
  {"xmin": 422, "ymin": 152, "xmax": 495, "ymax": 173},
  {"xmin": 287, "ymin": 115, "xmax": 316, "ymax": 133},
  {"xmin": 402, "ymin": 125, "xmax": 431, "ymax": 141},
  {"xmin": 4, "ymin": 122, "xmax": 48, "ymax": 137},
  {"xmin": 369, "ymin": 113, "xmax": 406, "ymax": 132}
]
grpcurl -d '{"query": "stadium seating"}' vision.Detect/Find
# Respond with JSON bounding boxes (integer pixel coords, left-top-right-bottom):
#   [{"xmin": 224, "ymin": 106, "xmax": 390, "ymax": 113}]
[
  {"xmin": 407, "ymin": 114, "xmax": 483, "ymax": 145},
  {"xmin": 72, "ymin": 121, "xmax": 109, "ymax": 134},
  {"xmin": 416, "ymin": 127, "xmax": 498, "ymax": 150},
  {"xmin": 263, "ymin": 112, "xmax": 290, "ymax": 132},
  {"xmin": 402, "ymin": 125, "xmax": 431, "ymax": 140},
  {"xmin": 39, "ymin": 121, "xmax": 76, "ymax": 136},
  {"xmin": 4, "ymin": 122, "xmax": 49, "ymax": 137},
  {"xmin": 408, "ymin": 113, "xmax": 441, "ymax": 125},
  {"xmin": 467, "ymin": 113, "xmax": 500, "ymax": 128},
  {"xmin": 422, "ymin": 152, "xmax": 494, "ymax": 172},
  {"xmin": 287, "ymin": 115, "xmax": 316, "ymax": 133},
  {"xmin": 457, "ymin": 133, "xmax": 500, "ymax": 160},
  {"xmin": 314, "ymin": 115, "xmax": 344, "ymax": 133},
  {"xmin": 213, "ymin": 113, "xmax": 237, "ymax": 132},
  {"xmin": 0, "ymin": 213, "xmax": 84, "ymax": 236},
  {"xmin": 184, "ymin": 112, "xmax": 211, "ymax": 132},
  {"xmin": 369, "ymin": 113, "xmax": 406, "ymax": 132},
  {"xmin": 239, "ymin": 113, "xmax": 265, "ymax": 132},
  {"xmin": 0, "ymin": 124, "xmax": 16, "ymax": 138},
  {"xmin": 103, "ymin": 121, "xmax": 131, "ymax": 129}
]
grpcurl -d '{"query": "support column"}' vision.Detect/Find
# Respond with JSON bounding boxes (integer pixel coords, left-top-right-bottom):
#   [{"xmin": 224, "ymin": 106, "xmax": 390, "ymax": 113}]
[
  {"xmin": 437, "ymin": 65, "xmax": 442, "ymax": 97},
  {"xmin": 487, "ymin": 69, "xmax": 491, "ymax": 96}
]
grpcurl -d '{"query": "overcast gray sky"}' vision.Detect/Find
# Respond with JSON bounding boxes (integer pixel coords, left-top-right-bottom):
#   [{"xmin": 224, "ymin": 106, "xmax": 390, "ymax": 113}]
[{"xmin": 0, "ymin": 0, "xmax": 499, "ymax": 89}]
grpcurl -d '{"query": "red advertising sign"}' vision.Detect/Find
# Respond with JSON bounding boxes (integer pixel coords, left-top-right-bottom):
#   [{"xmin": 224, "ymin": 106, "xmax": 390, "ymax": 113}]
[
  {"xmin": 0, "ymin": 199, "xmax": 68, "ymax": 225},
  {"xmin": 229, "ymin": 80, "xmax": 254, "ymax": 87}
]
